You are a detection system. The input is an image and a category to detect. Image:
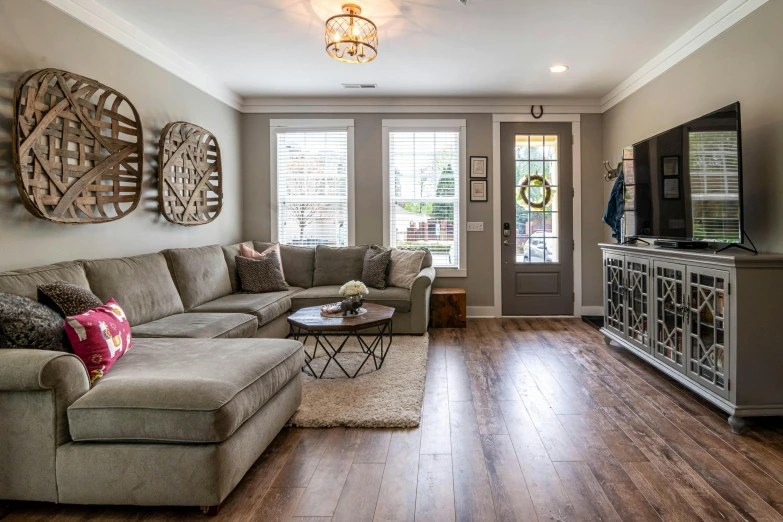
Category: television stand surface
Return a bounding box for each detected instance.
[653,239,711,250]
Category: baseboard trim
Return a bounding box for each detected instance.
[580,306,604,316]
[466,306,497,318]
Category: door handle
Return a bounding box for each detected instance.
[503,239,509,246]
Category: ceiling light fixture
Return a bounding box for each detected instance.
[549,65,569,73]
[325,4,378,64]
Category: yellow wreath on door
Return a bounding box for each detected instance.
[517,173,552,210]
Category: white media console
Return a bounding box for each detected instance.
[600,242,783,433]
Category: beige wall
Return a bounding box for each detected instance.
[0,0,243,272]
[602,1,783,253]
[242,112,604,308]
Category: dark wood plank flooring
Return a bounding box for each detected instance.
[6,318,783,521]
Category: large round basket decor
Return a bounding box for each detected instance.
[12,69,143,224]
[158,122,223,226]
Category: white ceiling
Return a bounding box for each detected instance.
[93,0,723,99]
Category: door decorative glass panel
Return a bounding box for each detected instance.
[687,269,729,396]
[605,254,625,336]
[625,257,650,351]
[654,263,685,371]
[515,135,559,263]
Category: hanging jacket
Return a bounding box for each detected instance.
[602,166,625,242]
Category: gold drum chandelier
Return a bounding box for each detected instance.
[325,4,378,64]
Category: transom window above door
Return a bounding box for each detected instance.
[515,134,560,263]
[270,120,355,247]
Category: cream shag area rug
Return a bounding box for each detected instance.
[288,333,428,428]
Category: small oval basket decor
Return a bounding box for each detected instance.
[158,121,223,226]
[12,69,144,224]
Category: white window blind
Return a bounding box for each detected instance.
[689,130,740,241]
[388,130,460,268]
[276,130,348,247]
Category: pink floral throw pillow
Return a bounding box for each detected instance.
[240,242,285,280]
[64,299,132,384]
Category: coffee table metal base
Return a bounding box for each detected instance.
[289,323,393,379]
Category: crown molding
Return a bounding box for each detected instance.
[241,96,602,114]
[41,0,242,110]
[601,0,768,112]
[41,0,769,116]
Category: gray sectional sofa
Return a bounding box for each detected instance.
[0,241,435,512]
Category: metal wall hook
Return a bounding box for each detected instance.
[603,160,621,182]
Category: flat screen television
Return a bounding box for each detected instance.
[623,102,743,244]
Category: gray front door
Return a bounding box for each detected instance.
[501,122,574,315]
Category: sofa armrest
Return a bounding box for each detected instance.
[0,349,89,394]
[407,267,435,334]
[0,349,90,502]
[411,266,436,296]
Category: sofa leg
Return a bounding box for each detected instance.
[200,504,221,516]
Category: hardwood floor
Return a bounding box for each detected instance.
[7,318,783,521]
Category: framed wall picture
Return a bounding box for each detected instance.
[470,180,488,202]
[663,178,680,199]
[470,156,488,178]
[662,156,679,177]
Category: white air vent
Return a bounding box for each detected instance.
[341,83,377,89]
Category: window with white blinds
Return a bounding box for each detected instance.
[273,124,352,247]
[385,124,464,270]
[688,130,741,242]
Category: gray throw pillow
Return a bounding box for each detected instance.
[0,293,66,352]
[235,256,289,293]
[362,247,392,290]
[38,281,103,317]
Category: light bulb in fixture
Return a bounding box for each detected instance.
[549,65,569,73]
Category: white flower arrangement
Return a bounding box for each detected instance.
[339,280,369,297]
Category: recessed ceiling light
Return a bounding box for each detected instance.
[549,65,569,73]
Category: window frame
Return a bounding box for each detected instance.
[270,119,355,246]
[382,119,467,277]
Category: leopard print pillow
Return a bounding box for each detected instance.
[38,281,103,317]
[235,255,289,293]
[0,292,66,351]
[362,247,391,289]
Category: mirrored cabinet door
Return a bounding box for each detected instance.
[653,261,686,373]
[604,252,625,338]
[625,255,651,352]
[686,267,730,398]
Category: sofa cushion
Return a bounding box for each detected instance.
[313,245,369,287]
[0,262,90,301]
[67,337,304,443]
[82,253,184,327]
[163,245,233,311]
[254,242,314,289]
[222,241,254,293]
[290,285,411,313]
[131,313,258,339]
[190,288,302,327]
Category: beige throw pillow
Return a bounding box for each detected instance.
[388,249,426,289]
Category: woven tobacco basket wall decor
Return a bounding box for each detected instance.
[12,69,143,224]
[158,122,223,226]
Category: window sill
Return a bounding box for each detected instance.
[435,268,467,278]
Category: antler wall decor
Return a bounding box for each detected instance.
[158,122,223,226]
[12,69,144,224]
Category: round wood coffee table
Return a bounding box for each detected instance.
[287,303,394,378]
